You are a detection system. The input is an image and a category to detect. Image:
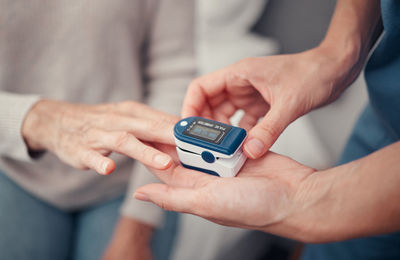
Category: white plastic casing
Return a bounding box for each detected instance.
[174,137,247,178]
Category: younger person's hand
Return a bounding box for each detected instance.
[134,152,317,241]
[182,47,362,159]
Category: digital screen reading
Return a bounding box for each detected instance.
[189,125,221,141]
[183,119,232,144]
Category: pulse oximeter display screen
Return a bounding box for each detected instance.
[189,125,220,141]
[183,118,232,144]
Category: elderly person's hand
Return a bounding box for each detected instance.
[182,46,363,159]
[21,100,178,175]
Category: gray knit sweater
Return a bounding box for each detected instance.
[0,0,195,226]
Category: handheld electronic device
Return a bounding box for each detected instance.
[174,117,247,177]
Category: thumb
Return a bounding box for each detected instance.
[134,184,201,214]
[243,106,294,159]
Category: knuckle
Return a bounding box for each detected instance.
[81,128,97,146]
[189,77,208,93]
[102,110,117,119]
[190,77,202,87]
[114,131,131,149]
[140,145,155,161]
[103,103,117,111]
[240,57,255,65]
[225,69,242,83]
[258,121,280,140]
[93,103,116,114]
[118,101,137,111]
[127,139,154,163]
[92,116,108,130]
[124,100,135,107]
[79,150,93,165]
[148,119,166,132]
[228,62,252,83]
[236,57,257,70]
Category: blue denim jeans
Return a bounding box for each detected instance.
[0,170,178,260]
[302,104,400,260]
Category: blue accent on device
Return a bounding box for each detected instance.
[201,151,215,163]
[174,117,247,155]
[180,162,220,177]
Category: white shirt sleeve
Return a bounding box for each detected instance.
[0,91,41,161]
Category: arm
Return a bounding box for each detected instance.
[282,141,400,242]
[181,0,382,159]
[135,142,400,243]
[317,0,383,95]
[131,0,392,245]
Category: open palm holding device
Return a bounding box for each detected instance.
[174,117,247,177]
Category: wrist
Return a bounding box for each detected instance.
[267,169,337,243]
[21,99,60,152]
[282,167,354,243]
[308,39,364,100]
[317,41,361,74]
[316,0,380,85]
[291,170,332,242]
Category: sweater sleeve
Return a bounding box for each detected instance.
[0,91,41,162]
[120,0,196,226]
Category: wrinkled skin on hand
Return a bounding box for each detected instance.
[22,100,179,175]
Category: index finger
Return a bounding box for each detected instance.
[182,68,229,118]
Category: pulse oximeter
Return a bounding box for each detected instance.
[174,117,247,177]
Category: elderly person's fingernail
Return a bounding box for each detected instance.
[100,160,115,175]
[153,154,172,169]
[244,138,265,159]
[101,161,110,175]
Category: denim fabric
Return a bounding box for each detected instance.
[364,0,400,139]
[71,196,123,260]
[0,170,178,260]
[0,170,74,260]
